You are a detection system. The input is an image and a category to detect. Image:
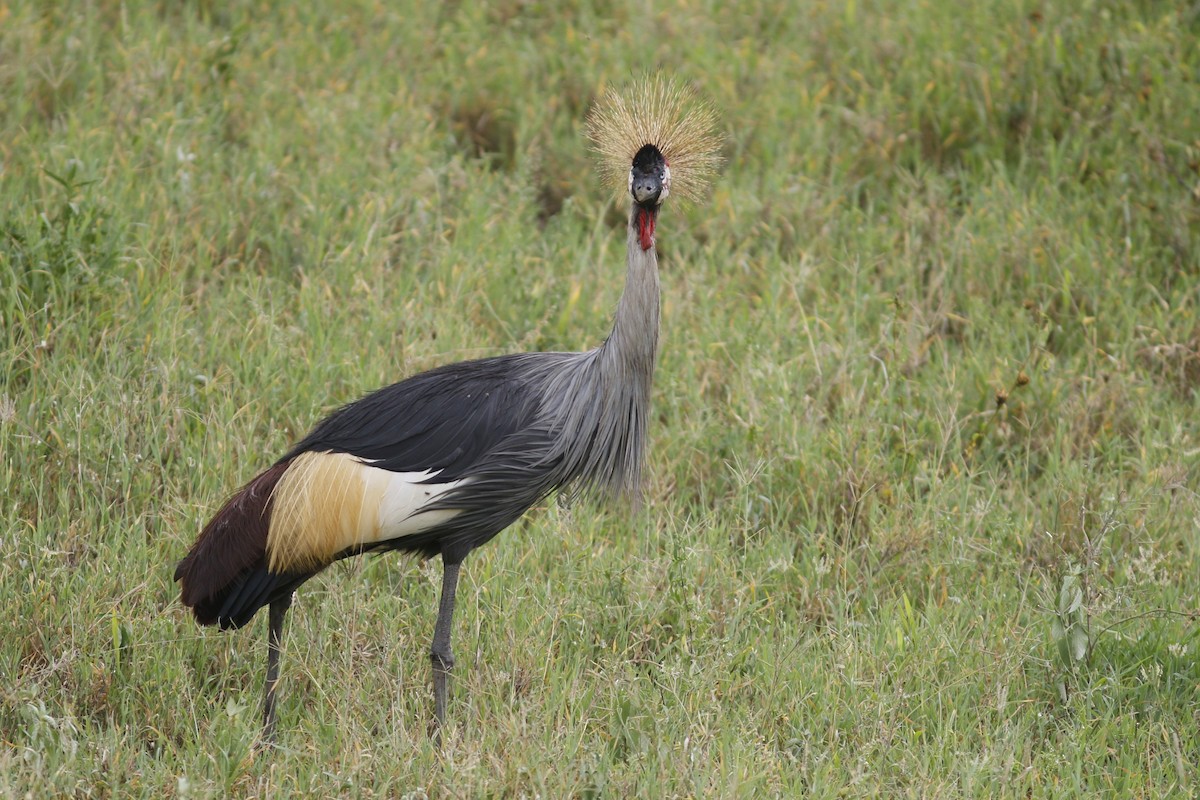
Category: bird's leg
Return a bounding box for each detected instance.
[261,595,292,746]
[430,559,461,735]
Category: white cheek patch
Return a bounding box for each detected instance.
[628,168,634,196]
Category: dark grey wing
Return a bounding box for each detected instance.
[279,354,544,480]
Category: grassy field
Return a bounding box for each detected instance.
[3,0,1200,796]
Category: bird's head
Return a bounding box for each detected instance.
[630,144,669,209]
[588,75,722,215]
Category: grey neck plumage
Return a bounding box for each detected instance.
[526,202,661,503]
[601,205,661,379]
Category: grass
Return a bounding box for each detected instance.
[2,0,1199,796]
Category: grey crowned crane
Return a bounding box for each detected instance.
[174,77,722,744]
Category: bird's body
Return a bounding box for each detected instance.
[175,76,720,743]
[175,219,658,629]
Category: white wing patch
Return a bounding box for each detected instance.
[375,468,466,540]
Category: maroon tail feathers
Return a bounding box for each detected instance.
[175,461,299,630]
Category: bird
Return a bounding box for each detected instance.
[174,75,722,744]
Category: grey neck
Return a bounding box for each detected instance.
[523,201,662,503]
[600,204,661,374]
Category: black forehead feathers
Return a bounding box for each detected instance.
[632,143,665,171]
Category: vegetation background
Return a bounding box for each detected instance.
[2,0,1199,796]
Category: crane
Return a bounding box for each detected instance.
[174,76,721,744]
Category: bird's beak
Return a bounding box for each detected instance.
[631,170,663,206]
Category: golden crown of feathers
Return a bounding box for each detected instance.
[586,75,723,204]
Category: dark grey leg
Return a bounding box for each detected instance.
[431,559,461,733]
[261,596,291,746]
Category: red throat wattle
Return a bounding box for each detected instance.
[636,208,656,251]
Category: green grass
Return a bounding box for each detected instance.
[3,0,1199,796]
